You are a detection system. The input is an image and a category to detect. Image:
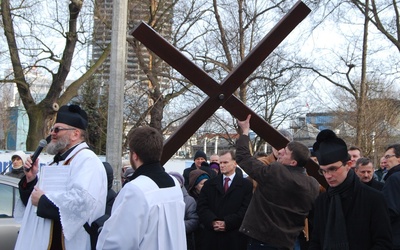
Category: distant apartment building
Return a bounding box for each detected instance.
[291,112,354,147]
[90,0,174,140]
[91,0,173,88]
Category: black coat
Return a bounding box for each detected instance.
[309,177,392,249]
[364,178,384,191]
[382,165,400,249]
[196,170,253,250]
[183,163,216,190]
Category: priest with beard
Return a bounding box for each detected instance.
[14,105,107,250]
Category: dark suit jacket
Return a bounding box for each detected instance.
[197,170,253,250]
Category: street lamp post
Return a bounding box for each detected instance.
[371,131,376,167]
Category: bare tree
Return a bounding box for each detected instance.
[298,0,399,160]
[348,0,400,51]
[0,0,110,150]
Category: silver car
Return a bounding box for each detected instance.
[0,175,20,250]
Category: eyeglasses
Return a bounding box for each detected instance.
[318,164,344,176]
[50,127,76,133]
[384,154,397,159]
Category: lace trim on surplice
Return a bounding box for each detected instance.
[46,185,96,240]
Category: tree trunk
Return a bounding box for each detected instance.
[26,104,56,149]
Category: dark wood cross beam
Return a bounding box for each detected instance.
[131,0,327,188]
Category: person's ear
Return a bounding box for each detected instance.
[70,128,80,139]
[344,161,352,169]
[130,151,138,161]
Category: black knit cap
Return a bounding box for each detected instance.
[55,105,88,130]
[193,150,207,161]
[313,129,348,166]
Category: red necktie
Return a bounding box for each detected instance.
[224,177,230,193]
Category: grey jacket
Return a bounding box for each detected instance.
[183,186,199,233]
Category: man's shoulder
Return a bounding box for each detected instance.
[71,143,98,159]
[203,175,220,187]
[122,176,166,200]
[370,178,384,188]
[358,181,385,199]
[257,154,276,165]
[183,165,196,173]
[239,176,254,191]
[384,171,400,186]
[129,174,179,191]
[390,170,400,178]
[127,175,157,189]
[232,172,251,183]
[306,175,321,191]
[314,191,329,205]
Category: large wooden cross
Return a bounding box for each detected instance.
[131,1,327,187]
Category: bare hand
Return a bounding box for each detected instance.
[24,156,39,183]
[212,220,226,231]
[237,114,251,135]
[31,186,44,206]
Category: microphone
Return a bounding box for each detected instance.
[25,139,48,172]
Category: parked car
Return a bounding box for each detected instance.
[0,175,20,250]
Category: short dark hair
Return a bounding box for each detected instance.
[128,127,163,164]
[355,157,372,169]
[287,141,310,167]
[386,144,400,156]
[219,150,236,160]
[348,146,362,154]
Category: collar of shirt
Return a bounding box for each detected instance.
[223,172,235,186]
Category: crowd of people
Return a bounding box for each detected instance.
[4,107,400,250]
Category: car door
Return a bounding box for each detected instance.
[0,177,20,250]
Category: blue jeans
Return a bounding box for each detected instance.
[293,237,301,250]
[247,238,284,250]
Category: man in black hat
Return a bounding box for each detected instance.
[309,129,392,249]
[15,104,108,250]
[183,150,215,190]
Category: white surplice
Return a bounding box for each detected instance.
[96,175,187,250]
[14,142,107,250]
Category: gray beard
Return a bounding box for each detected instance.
[46,136,70,155]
